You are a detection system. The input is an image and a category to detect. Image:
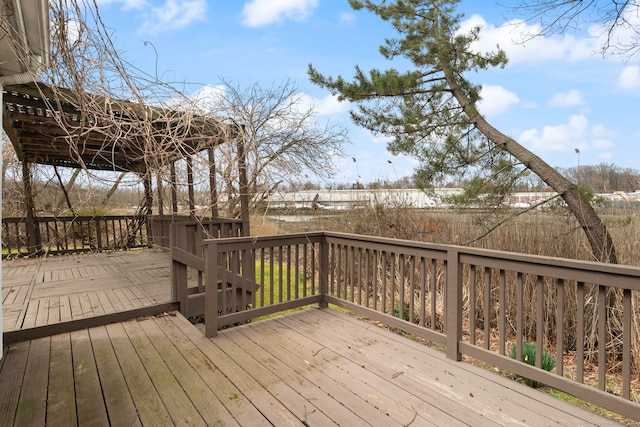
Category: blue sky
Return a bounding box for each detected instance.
[94,0,640,186]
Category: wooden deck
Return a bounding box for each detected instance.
[2,249,172,332]
[0,306,622,426]
[0,250,628,425]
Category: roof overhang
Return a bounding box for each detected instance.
[0,0,50,79]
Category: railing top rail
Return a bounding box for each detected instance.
[203,231,325,251]
[3,215,244,224]
[170,218,245,226]
[2,214,147,222]
[324,231,640,280]
[203,231,640,283]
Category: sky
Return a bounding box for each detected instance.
[92,0,640,186]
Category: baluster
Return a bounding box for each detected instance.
[576,281,585,384]
[556,278,565,376]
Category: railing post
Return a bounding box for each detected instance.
[319,234,329,308]
[445,248,463,361]
[205,240,219,337]
[170,223,188,315]
[94,217,103,250]
[243,245,256,311]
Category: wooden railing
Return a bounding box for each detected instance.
[171,231,640,421]
[2,215,147,258]
[170,218,251,318]
[2,214,248,258]
[149,215,246,250]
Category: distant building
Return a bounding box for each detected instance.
[266,188,640,211]
[266,189,461,211]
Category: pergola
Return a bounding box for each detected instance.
[1,81,250,251]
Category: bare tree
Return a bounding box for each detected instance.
[196,78,349,213]
[509,0,640,58]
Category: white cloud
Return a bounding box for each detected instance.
[592,139,613,149]
[617,65,640,89]
[548,90,585,107]
[296,93,350,117]
[139,0,206,34]
[477,84,519,117]
[189,85,226,111]
[339,12,355,26]
[241,0,319,27]
[519,114,614,153]
[315,94,350,116]
[459,5,640,65]
[459,15,599,65]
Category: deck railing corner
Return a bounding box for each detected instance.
[174,230,640,421]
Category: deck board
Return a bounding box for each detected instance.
[282,309,515,423]
[89,325,142,427]
[228,319,408,426]
[137,315,239,426]
[71,329,110,426]
[14,337,49,426]
[106,321,174,426]
[295,309,616,426]
[213,330,341,426]
[245,318,461,426]
[0,340,29,426]
[47,333,76,426]
[2,249,172,332]
[156,314,269,426]
[0,308,625,426]
[268,313,490,426]
[121,318,208,426]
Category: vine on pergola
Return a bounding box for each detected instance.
[2,0,240,221]
[4,0,348,221]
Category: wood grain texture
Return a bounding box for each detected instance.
[0,307,623,426]
[2,249,172,333]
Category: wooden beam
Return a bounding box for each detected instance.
[21,160,41,255]
[143,172,153,245]
[157,171,164,216]
[143,173,153,216]
[3,91,80,115]
[208,146,218,218]
[237,135,250,236]
[186,155,195,216]
[170,161,178,214]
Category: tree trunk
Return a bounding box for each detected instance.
[445,71,617,263]
[55,168,81,211]
[54,165,78,216]
[101,171,126,207]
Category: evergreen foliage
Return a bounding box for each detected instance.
[308,0,617,263]
[309,0,510,194]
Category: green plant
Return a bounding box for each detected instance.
[509,342,556,387]
[393,302,413,322]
